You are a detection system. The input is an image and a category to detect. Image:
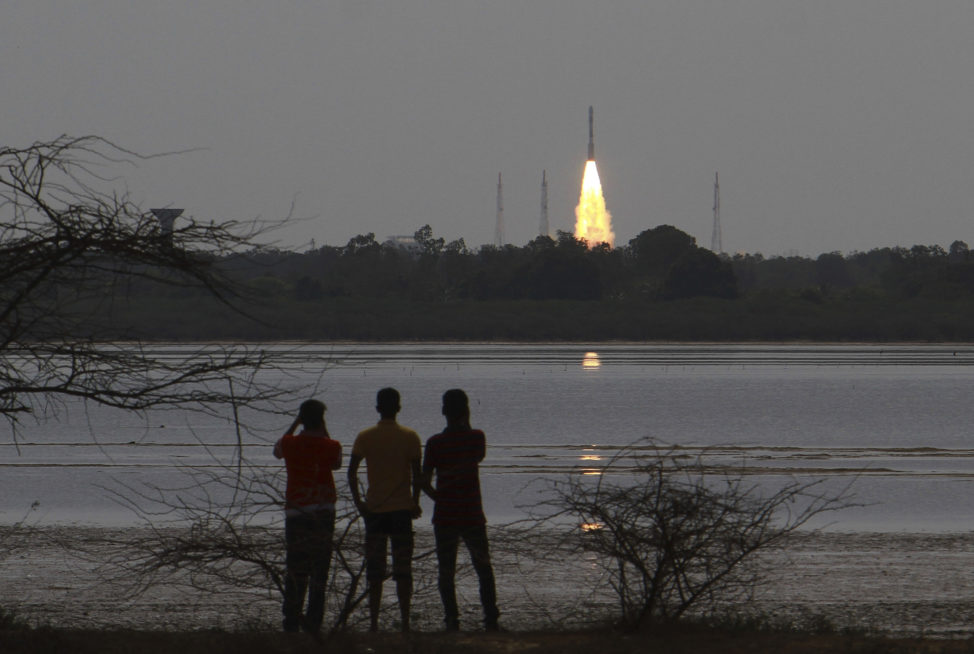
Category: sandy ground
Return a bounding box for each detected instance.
[3,526,974,637]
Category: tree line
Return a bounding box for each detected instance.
[220,224,974,306]
[107,223,974,341]
[8,135,974,345]
[228,224,736,303]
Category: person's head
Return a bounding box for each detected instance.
[442,388,469,424]
[376,387,401,419]
[299,399,326,430]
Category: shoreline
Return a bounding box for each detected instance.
[3,526,974,637]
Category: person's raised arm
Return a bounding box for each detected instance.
[273,416,302,459]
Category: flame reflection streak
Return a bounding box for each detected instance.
[582,351,601,369]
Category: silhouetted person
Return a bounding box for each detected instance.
[423,389,500,631]
[273,399,342,633]
[347,387,423,632]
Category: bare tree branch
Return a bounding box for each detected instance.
[91,451,438,634]
[0,135,296,444]
[522,440,856,628]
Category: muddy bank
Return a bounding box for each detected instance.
[3,527,974,637]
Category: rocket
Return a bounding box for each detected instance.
[587,106,595,161]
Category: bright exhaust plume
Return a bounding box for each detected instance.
[574,160,614,248]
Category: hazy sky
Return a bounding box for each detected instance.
[4,1,973,256]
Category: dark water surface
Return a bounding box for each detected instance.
[4,344,974,531]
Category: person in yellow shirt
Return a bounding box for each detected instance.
[347,387,423,632]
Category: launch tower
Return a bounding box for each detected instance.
[494,172,505,247]
[711,173,722,254]
[540,170,549,237]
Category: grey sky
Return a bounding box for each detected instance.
[3,1,972,256]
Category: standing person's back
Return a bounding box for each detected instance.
[352,420,422,513]
[273,399,342,633]
[423,389,500,631]
[347,387,423,632]
[424,420,486,528]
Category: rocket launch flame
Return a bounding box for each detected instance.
[574,107,614,248]
[574,160,614,248]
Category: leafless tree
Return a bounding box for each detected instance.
[525,441,854,629]
[91,451,440,634]
[0,135,451,632]
[0,135,296,447]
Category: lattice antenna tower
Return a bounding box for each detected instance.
[710,172,723,254]
[539,170,549,237]
[495,172,505,247]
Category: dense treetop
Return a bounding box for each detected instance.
[107,223,974,342]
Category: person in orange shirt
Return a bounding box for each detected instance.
[347,387,423,632]
[274,399,342,633]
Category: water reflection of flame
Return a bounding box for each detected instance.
[580,455,602,461]
[582,352,601,369]
[581,522,604,532]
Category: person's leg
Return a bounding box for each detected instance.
[364,513,387,632]
[303,510,335,633]
[434,526,461,630]
[462,525,499,629]
[367,579,383,633]
[283,515,311,632]
[394,573,413,632]
[389,511,415,632]
[283,572,308,633]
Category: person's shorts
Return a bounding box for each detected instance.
[285,508,336,575]
[363,510,414,582]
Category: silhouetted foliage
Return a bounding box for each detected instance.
[629,225,698,278]
[527,441,852,628]
[663,248,738,300]
[0,136,302,443]
[99,457,389,634]
[814,252,854,292]
[949,240,970,263]
[32,201,974,341]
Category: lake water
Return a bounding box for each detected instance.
[4,343,974,532]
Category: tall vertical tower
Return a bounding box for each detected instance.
[539,170,549,237]
[711,172,723,254]
[150,208,183,248]
[494,172,505,247]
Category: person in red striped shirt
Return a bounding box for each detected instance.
[422,389,500,632]
[273,399,342,633]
